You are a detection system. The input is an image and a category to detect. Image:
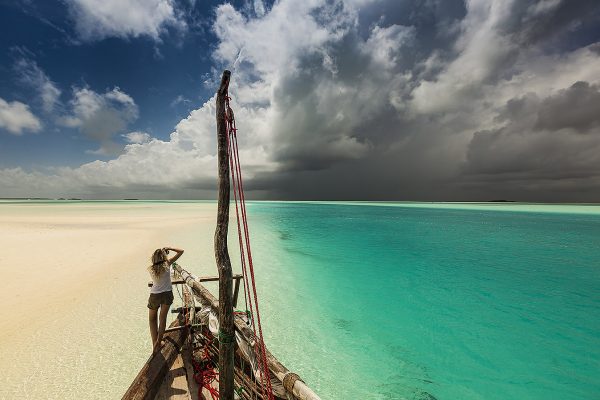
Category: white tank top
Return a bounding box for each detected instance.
[150,263,172,294]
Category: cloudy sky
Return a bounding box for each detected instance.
[0,0,599,201]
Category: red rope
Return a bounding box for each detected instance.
[232,129,274,398]
[226,104,268,399]
[225,96,275,400]
[228,128,256,333]
[193,332,220,400]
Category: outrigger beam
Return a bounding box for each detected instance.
[147,274,243,287]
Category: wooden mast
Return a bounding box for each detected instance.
[215,69,235,400]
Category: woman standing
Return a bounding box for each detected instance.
[148,247,184,353]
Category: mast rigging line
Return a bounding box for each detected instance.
[225,94,275,400]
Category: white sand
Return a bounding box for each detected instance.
[0,201,219,399]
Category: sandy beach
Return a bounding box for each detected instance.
[0,201,218,399]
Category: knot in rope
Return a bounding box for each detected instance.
[217,329,235,344]
[283,372,304,394]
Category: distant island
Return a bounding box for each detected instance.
[0,197,52,200]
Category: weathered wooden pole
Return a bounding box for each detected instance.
[215,69,235,400]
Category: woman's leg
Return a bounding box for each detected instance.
[149,308,158,349]
[154,303,171,352]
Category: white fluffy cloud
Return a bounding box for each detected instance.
[67,0,185,41]
[411,1,516,114]
[253,0,266,17]
[15,58,61,113]
[60,86,139,155]
[123,131,151,144]
[0,98,41,135]
[0,92,274,198]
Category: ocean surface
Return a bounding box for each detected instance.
[1,201,599,399]
[244,202,600,400]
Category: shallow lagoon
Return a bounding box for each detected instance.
[1,201,598,399]
[250,202,600,399]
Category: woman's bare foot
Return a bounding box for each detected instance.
[152,341,161,354]
[152,339,165,354]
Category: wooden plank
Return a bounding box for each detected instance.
[181,344,201,400]
[149,280,185,287]
[232,277,241,308]
[198,274,242,283]
[122,314,189,400]
[171,306,202,314]
[149,276,242,287]
[153,353,191,400]
[165,325,188,333]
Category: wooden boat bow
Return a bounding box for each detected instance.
[123,70,321,400]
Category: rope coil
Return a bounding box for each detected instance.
[192,329,220,400]
[283,372,304,394]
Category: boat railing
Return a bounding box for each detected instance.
[171,262,321,400]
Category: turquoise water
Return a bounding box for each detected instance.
[3,200,598,399]
[240,202,600,400]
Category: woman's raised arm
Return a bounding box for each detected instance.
[164,247,184,265]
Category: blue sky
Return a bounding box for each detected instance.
[0,0,236,168]
[1,0,599,200]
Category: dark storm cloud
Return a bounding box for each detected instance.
[505,0,600,47]
[237,0,600,201]
[535,81,600,132]
[265,4,421,172]
[270,48,377,171]
[356,0,466,47]
[463,81,600,191]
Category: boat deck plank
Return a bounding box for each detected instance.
[182,343,202,400]
[154,352,192,400]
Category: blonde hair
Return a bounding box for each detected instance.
[149,248,169,278]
